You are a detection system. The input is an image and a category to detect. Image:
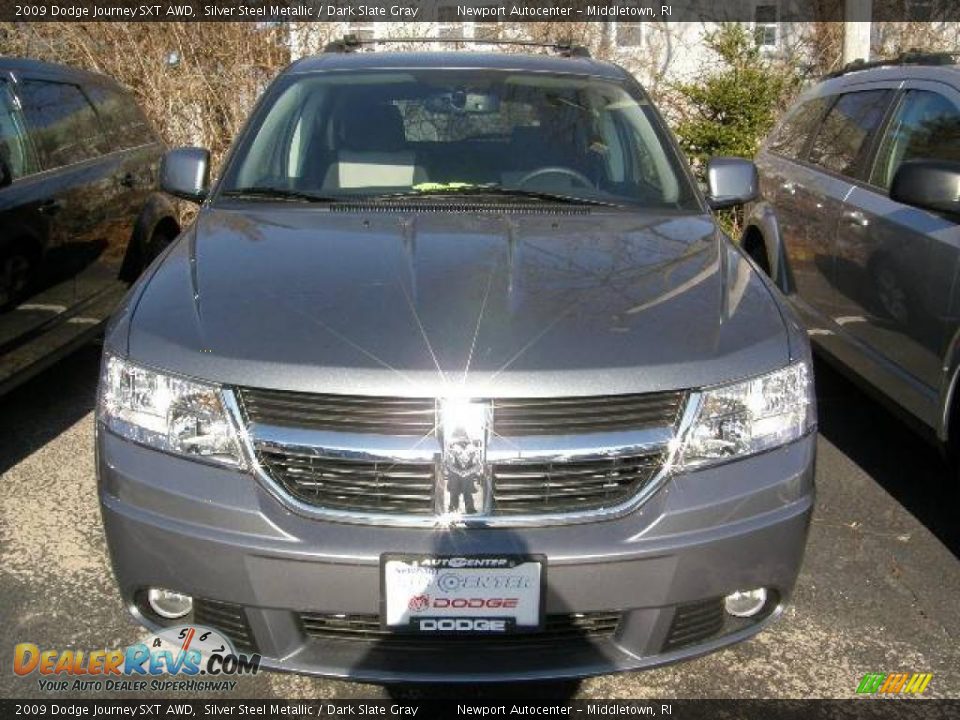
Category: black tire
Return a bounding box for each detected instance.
[744,235,771,276]
[0,243,36,309]
[142,229,172,272]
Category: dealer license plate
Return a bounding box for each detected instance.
[382,554,545,633]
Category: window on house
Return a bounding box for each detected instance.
[754,4,779,49]
[438,7,463,39]
[348,22,374,43]
[474,11,500,41]
[907,0,934,21]
[616,23,643,47]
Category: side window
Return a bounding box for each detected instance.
[870,90,960,189]
[0,81,38,180]
[767,97,829,160]
[85,84,155,151]
[18,79,102,169]
[808,90,892,177]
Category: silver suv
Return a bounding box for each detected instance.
[744,53,960,465]
[97,45,816,682]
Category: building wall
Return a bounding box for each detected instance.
[287,10,960,91]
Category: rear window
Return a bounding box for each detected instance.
[808,90,892,178]
[870,89,960,189]
[0,80,38,180]
[767,97,829,160]
[18,79,102,169]
[86,84,155,151]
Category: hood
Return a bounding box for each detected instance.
[124,205,790,397]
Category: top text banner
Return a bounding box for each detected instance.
[2,0,959,23]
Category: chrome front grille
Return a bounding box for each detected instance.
[491,452,664,514]
[237,387,685,437]
[258,449,436,515]
[239,388,435,436]
[234,386,690,525]
[255,446,664,517]
[491,392,684,435]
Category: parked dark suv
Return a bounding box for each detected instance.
[97,45,815,682]
[744,53,960,461]
[0,58,179,394]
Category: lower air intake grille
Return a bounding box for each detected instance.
[300,612,620,647]
[661,598,724,652]
[192,599,257,653]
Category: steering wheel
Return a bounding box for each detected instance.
[517,166,593,189]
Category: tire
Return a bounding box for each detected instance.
[744,235,771,276]
[141,229,172,272]
[0,244,35,309]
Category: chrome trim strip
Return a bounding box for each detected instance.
[250,424,441,463]
[487,427,674,465]
[222,390,702,529]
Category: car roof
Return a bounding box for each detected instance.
[287,51,631,81]
[814,62,960,95]
[0,57,123,89]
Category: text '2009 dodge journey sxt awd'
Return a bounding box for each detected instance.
[96,48,816,682]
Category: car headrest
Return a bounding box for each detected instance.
[342,102,407,153]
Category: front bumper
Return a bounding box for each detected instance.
[97,429,815,682]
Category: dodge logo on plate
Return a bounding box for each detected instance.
[408,594,431,612]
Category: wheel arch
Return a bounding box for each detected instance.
[119,192,181,282]
[742,202,792,293]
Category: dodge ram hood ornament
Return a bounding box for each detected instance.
[438,399,492,516]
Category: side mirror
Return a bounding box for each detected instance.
[890,159,960,217]
[706,157,759,210]
[0,155,12,190]
[160,147,210,203]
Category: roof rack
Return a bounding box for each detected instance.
[823,50,959,79]
[323,35,591,58]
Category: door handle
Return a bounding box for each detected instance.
[780,182,797,195]
[119,172,135,188]
[38,199,63,216]
[842,209,869,227]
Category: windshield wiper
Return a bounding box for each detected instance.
[222,186,342,203]
[371,184,623,208]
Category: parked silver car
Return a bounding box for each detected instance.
[744,53,960,467]
[97,45,816,682]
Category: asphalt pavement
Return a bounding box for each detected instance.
[1,344,958,700]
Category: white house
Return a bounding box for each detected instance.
[285,1,960,92]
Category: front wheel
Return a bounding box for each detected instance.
[141,229,173,272]
[0,245,35,309]
[743,235,771,276]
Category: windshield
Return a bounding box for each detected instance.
[220,69,699,210]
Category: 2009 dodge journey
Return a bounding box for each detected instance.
[96,46,816,682]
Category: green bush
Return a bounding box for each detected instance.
[672,23,801,172]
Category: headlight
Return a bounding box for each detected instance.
[682,361,814,467]
[97,353,244,467]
